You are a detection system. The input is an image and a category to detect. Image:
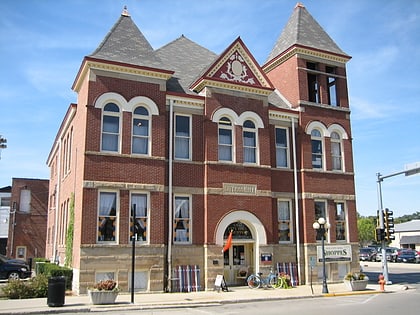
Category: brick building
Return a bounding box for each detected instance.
[46,4,359,294]
[6,178,48,261]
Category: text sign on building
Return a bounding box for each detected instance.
[316,245,352,263]
[223,183,257,195]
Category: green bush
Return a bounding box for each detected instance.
[2,274,48,299]
[36,262,73,290]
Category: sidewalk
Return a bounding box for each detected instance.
[0,283,398,314]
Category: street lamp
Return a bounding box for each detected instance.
[313,217,330,294]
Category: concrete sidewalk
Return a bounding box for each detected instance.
[0,283,398,314]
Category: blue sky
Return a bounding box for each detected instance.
[0,0,419,217]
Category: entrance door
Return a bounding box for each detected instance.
[223,244,251,285]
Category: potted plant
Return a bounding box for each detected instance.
[343,272,369,291]
[88,279,120,305]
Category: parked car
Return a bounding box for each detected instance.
[396,249,417,263]
[375,247,398,262]
[0,254,32,280]
[359,248,377,261]
[416,251,420,263]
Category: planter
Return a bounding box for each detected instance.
[344,279,368,291]
[88,290,118,305]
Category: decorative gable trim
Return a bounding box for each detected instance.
[190,37,274,95]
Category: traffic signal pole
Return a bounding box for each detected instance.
[376,163,420,284]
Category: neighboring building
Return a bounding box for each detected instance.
[46,3,358,294]
[0,186,11,255]
[6,178,49,261]
[391,220,420,250]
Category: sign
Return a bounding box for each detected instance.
[261,253,272,264]
[214,275,228,292]
[316,245,352,263]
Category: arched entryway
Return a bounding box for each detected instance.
[216,211,267,286]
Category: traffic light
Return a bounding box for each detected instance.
[0,135,6,149]
[375,227,385,242]
[384,208,395,241]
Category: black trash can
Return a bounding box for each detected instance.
[47,276,66,307]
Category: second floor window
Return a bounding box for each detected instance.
[275,128,288,167]
[243,120,257,163]
[311,129,323,169]
[132,106,150,155]
[218,117,233,162]
[331,132,342,171]
[102,103,120,152]
[175,115,191,160]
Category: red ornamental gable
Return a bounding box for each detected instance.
[213,51,261,86]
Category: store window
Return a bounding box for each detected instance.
[98,192,117,242]
[174,196,190,243]
[278,200,292,242]
[130,193,148,242]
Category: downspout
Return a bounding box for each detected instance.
[167,99,174,292]
[291,117,301,282]
[53,139,62,263]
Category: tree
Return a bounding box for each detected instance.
[357,215,376,247]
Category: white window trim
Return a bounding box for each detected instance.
[275,127,290,168]
[173,194,192,244]
[100,103,122,153]
[218,117,235,163]
[174,114,192,161]
[97,190,119,244]
[131,106,151,156]
[130,191,150,244]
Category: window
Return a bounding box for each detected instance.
[98,192,117,242]
[275,128,289,167]
[243,120,257,163]
[132,106,150,155]
[314,201,326,241]
[278,200,292,242]
[335,202,346,241]
[101,103,120,152]
[0,196,10,207]
[331,132,342,171]
[174,196,190,243]
[307,62,319,103]
[20,189,31,213]
[130,193,148,242]
[311,129,323,169]
[218,117,233,162]
[326,66,338,106]
[175,115,191,160]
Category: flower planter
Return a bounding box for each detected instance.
[88,290,118,305]
[344,279,368,291]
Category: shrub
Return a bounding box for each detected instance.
[2,274,48,299]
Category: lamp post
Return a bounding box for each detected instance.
[313,217,329,294]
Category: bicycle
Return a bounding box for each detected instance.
[246,268,278,289]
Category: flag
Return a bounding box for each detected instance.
[222,230,233,253]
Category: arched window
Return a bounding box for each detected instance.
[330,131,342,171]
[218,117,233,162]
[101,103,120,152]
[243,120,257,164]
[132,106,150,155]
[311,129,323,169]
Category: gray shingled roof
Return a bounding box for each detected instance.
[395,220,420,232]
[155,35,218,94]
[266,3,349,63]
[90,14,162,68]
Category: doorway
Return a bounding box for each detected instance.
[223,243,253,285]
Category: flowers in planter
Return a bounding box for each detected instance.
[344,272,368,281]
[276,272,292,289]
[91,279,120,292]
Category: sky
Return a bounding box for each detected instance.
[0,0,419,218]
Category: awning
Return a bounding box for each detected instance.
[400,235,420,245]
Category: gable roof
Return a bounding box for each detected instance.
[190,37,274,95]
[89,11,162,68]
[266,3,349,63]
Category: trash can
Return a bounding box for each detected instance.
[47,276,66,307]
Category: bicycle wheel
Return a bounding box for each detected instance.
[247,274,261,289]
[268,275,277,288]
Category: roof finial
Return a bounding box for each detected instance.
[122,5,130,17]
[295,2,305,9]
